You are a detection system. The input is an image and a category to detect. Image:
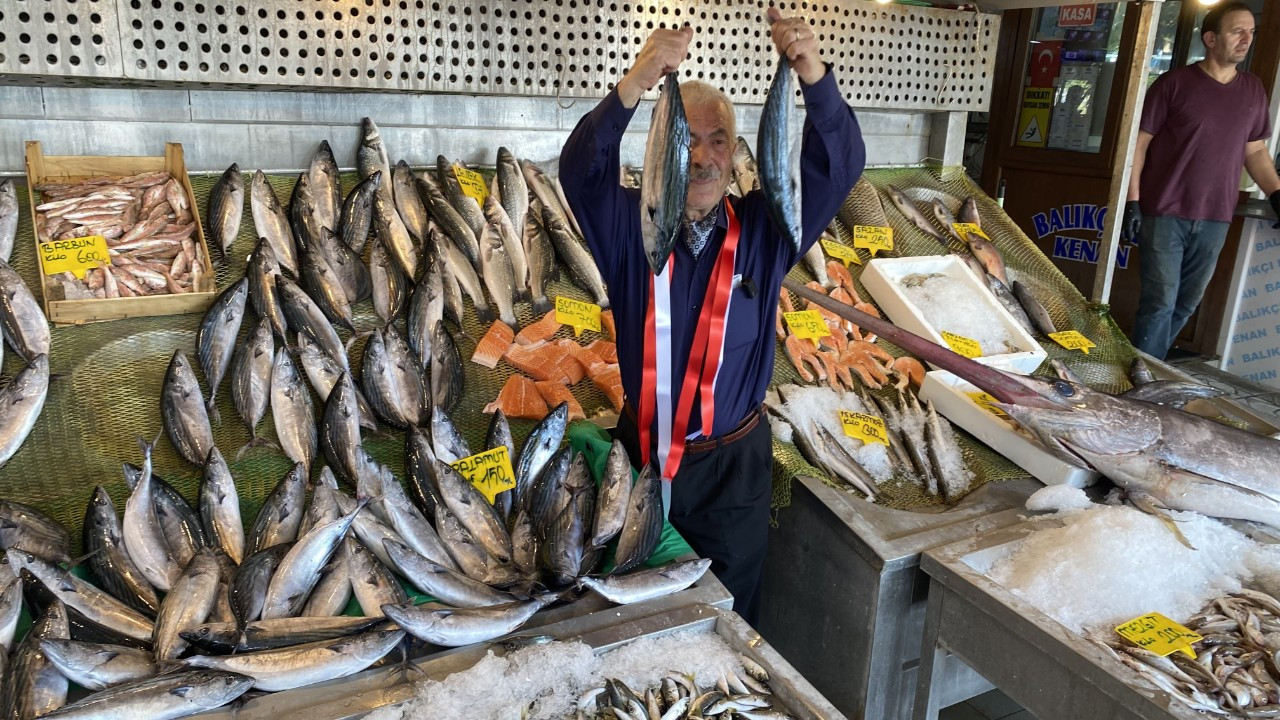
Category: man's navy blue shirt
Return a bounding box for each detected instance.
[559,71,865,440]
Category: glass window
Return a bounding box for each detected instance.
[1016,3,1127,154]
[1148,0,1182,83]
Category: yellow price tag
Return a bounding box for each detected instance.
[853,225,894,256]
[38,235,111,279]
[784,310,831,347]
[820,238,861,267]
[839,410,889,446]
[1115,612,1202,659]
[453,163,489,206]
[1049,330,1096,355]
[965,391,1008,417]
[555,295,602,337]
[940,331,983,358]
[952,222,990,241]
[449,446,516,504]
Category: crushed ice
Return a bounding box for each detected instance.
[898,274,1016,355]
[770,384,894,482]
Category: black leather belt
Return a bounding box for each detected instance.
[622,403,764,454]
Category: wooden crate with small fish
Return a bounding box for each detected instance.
[23,141,217,326]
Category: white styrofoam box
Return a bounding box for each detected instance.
[920,369,1098,488]
[861,254,1047,374]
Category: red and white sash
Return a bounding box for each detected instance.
[638,200,742,483]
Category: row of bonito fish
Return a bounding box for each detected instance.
[573,659,788,720]
[0,255,50,471]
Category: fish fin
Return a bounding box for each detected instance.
[531,296,552,316]
[1121,380,1225,408]
[475,304,496,325]
[206,397,222,426]
[1126,491,1198,551]
[235,436,278,460]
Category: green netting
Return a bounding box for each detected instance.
[769,166,1141,512]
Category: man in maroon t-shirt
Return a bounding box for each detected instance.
[1120,1,1280,359]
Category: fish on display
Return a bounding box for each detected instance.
[152,547,221,663]
[438,156,487,242]
[429,321,465,412]
[299,243,355,331]
[381,596,551,647]
[320,373,366,487]
[229,316,276,456]
[372,189,419,280]
[161,349,216,468]
[206,164,244,257]
[345,536,408,618]
[590,440,633,549]
[340,170,380,254]
[640,73,691,274]
[7,600,69,720]
[384,538,514,608]
[758,56,803,251]
[195,278,248,426]
[884,184,948,248]
[313,226,371,304]
[260,499,366,620]
[288,171,321,253]
[230,543,293,631]
[270,349,316,475]
[38,639,156,691]
[371,457,457,570]
[82,486,160,617]
[480,220,520,330]
[612,464,664,574]
[9,550,155,647]
[308,140,342,236]
[121,439,183,592]
[1012,280,1058,337]
[496,147,529,246]
[407,251,444,370]
[296,333,378,431]
[250,170,297,276]
[985,274,1036,337]
[121,462,205,567]
[963,227,1009,285]
[35,670,254,720]
[361,325,425,429]
[419,170,482,272]
[405,425,444,519]
[0,258,51,363]
[0,498,70,564]
[434,222,494,323]
[435,460,514,563]
[392,159,429,243]
[804,228,834,288]
[246,237,288,340]
[515,402,568,514]
[931,197,965,243]
[579,558,712,605]
[277,274,347,373]
[0,178,17,262]
[486,410,517,519]
[184,616,386,653]
[357,118,393,202]
[0,353,50,470]
[369,232,408,324]
[199,448,246,564]
[958,195,982,227]
[484,188,530,302]
[524,202,558,315]
[182,627,404,692]
[541,205,610,308]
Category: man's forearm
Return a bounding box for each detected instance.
[1245,145,1280,196]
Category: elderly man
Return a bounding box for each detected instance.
[559,9,864,624]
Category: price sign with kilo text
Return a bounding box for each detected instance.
[450,446,516,504]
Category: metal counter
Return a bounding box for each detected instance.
[196,567,733,719]
[757,475,1042,720]
[910,523,1200,720]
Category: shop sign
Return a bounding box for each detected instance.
[1030,203,1130,269]
[1017,88,1053,148]
[1058,4,1097,27]
[1224,230,1280,389]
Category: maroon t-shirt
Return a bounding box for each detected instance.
[1139,63,1270,223]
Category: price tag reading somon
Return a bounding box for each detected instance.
[450,446,516,504]
[839,410,889,446]
[1115,612,1202,659]
[555,296,602,336]
[39,235,111,279]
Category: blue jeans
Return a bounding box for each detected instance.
[1131,214,1230,359]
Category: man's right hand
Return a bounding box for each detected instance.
[616,27,694,109]
[1120,200,1142,245]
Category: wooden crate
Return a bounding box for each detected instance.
[23,141,217,326]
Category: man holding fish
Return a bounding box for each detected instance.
[559,8,864,624]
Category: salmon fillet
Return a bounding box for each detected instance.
[471,320,515,369]
[515,310,563,346]
[600,309,615,340]
[534,380,585,420]
[557,338,607,375]
[503,341,574,383]
[590,362,624,411]
[483,374,549,420]
[585,339,617,364]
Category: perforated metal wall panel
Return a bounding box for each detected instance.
[1,1,999,112]
[0,0,125,81]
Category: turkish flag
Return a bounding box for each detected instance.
[1029,40,1062,87]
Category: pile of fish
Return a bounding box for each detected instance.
[0,258,50,470]
[0,179,16,264]
[575,657,783,720]
[1096,589,1280,716]
[31,171,210,300]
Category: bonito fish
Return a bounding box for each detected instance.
[640,73,690,274]
[758,56,803,251]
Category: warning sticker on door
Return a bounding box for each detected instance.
[1018,87,1053,148]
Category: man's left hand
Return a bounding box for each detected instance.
[767,8,825,85]
[1269,190,1280,229]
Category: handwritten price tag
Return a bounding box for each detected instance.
[1115,612,1202,659]
[965,391,1008,417]
[839,410,889,446]
[821,238,861,267]
[555,296,602,336]
[941,331,983,358]
[784,310,831,347]
[952,222,990,241]
[1049,330,1096,355]
[853,225,894,256]
[450,446,516,504]
[453,164,489,206]
[39,236,112,279]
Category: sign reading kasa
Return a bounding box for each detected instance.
[1031,203,1130,269]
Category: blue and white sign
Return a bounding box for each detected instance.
[1224,226,1280,388]
[1030,203,1130,268]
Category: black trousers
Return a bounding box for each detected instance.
[615,410,774,626]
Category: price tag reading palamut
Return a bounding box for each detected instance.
[783,310,832,347]
[1115,612,1202,659]
[853,225,894,256]
[554,296,602,336]
[821,238,861,267]
[940,331,983,359]
[839,410,890,446]
[449,446,516,504]
[38,236,111,279]
[452,164,489,206]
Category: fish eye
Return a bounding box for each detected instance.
[1052,380,1076,397]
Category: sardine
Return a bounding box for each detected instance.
[199,449,245,564]
[579,558,712,605]
[38,639,155,691]
[230,543,292,631]
[340,170,380,254]
[320,373,365,487]
[296,333,378,431]
[36,669,253,719]
[7,601,69,720]
[277,274,347,372]
[392,159,429,242]
[369,231,408,324]
[485,185,529,300]
[309,140,341,237]
[82,487,159,618]
[516,402,569,514]
[248,458,311,556]
[429,321,465,412]
[8,551,154,646]
[0,258,51,363]
[207,164,244,256]
[385,538,514,608]
[480,220,519,330]
[541,205,610,308]
[161,350,215,468]
[246,237,288,340]
[435,460,514,563]
[1012,280,1058,336]
[270,349,316,475]
[612,464,664,574]
[382,597,550,647]
[590,440,633,549]
[250,170,297,276]
[153,547,221,662]
[260,500,366,620]
[230,317,276,455]
[640,73,691,273]
[524,202,558,315]
[183,627,404,691]
[0,353,49,469]
[758,57,802,250]
[196,278,248,426]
